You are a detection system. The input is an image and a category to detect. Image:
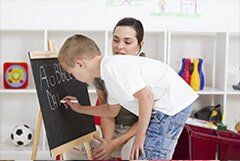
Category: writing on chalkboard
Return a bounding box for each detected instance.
[29,53,96,155]
[39,62,73,111]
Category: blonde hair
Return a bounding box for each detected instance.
[58,34,101,68]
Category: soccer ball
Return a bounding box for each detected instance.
[10,124,33,146]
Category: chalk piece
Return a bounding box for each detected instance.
[60,100,79,103]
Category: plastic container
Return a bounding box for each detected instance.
[216,129,240,160]
[173,124,219,159]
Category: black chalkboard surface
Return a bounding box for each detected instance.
[29,53,96,154]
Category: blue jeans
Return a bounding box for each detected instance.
[139,105,192,160]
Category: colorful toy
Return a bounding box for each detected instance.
[178,58,186,76]
[194,104,222,124]
[179,58,191,84]
[182,58,191,84]
[179,57,205,91]
[198,58,205,90]
[11,124,33,146]
[4,62,28,89]
[190,58,200,91]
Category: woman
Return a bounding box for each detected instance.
[92,17,145,160]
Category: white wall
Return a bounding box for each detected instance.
[0,0,239,32]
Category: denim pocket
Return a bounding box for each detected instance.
[147,111,167,137]
[151,110,167,123]
[166,106,192,140]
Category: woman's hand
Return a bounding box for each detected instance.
[92,134,118,160]
[61,95,81,113]
[130,133,146,160]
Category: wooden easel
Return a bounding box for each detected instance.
[31,40,98,160]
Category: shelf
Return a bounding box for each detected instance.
[0,88,96,94]
[0,29,45,32]
[0,89,37,94]
[89,86,224,95]
[0,87,226,95]
[47,29,105,32]
[0,142,50,160]
[0,141,32,152]
[229,32,240,37]
[226,87,240,95]
[170,31,218,36]
[196,86,224,95]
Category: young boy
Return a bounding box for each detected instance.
[58,34,199,160]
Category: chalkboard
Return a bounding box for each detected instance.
[29,52,96,154]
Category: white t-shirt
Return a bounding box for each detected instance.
[100,55,199,116]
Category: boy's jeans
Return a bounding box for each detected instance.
[139,105,192,160]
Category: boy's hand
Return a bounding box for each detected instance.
[92,135,117,160]
[130,134,146,160]
[61,95,81,113]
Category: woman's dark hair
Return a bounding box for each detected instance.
[113,17,144,47]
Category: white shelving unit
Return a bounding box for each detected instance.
[0,29,239,159]
[224,33,240,132]
[168,30,240,131]
[0,30,48,160]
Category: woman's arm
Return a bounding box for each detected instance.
[101,117,115,140]
[96,88,116,140]
[114,121,137,145]
[93,122,138,159]
[93,121,138,160]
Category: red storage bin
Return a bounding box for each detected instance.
[216,130,240,160]
[173,125,190,159]
[173,124,219,159]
